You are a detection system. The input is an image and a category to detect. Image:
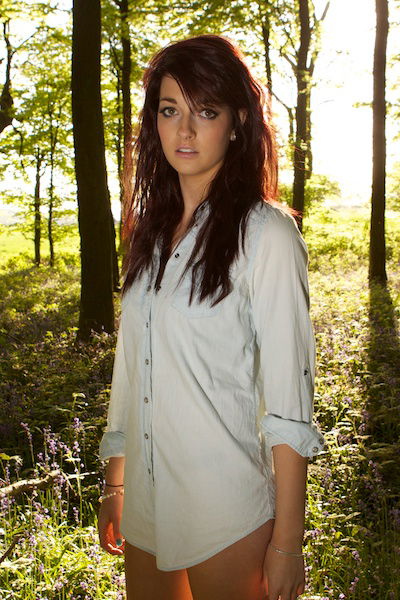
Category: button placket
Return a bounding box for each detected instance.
[142,276,155,482]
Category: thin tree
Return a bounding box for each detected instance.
[114,0,133,241]
[369,0,388,285]
[72,0,115,339]
[0,21,13,134]
[290,0,330,226]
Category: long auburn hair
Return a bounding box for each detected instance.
[122,34,278,306]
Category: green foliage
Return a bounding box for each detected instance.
[387,162,400,211]
[278,173,341,214]
[0,426,124,599]
[0,248,116,469]
[0,19,75,263]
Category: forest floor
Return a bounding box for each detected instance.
[0,206,399,600]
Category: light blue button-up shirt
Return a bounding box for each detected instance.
[99,200,325,570]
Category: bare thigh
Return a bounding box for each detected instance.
[187,519,275,600]
[124,542,193,600]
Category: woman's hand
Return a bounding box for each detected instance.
[263,542,305,600]
[98,489,125,556]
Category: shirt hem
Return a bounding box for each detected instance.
[123,511,275,572]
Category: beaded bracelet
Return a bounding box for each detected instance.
[99,489,124,503]
[270,544,304,558]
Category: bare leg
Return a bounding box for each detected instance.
[124,542,193,600]
[187,519,274,600]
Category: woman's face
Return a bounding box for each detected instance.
[157,75,235,188]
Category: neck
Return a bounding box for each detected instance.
[178,164,221,219]
[178,176,208,217]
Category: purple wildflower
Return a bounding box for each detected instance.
[20,422,32,442]
[349,576,359,593]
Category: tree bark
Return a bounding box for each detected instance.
[118,0,133,242]
[0,21,14,134]
[72,0,114,340]
[34,151,42,266]
[261,16,273,117]
[48,149,55,268]
[369,0,388,285]
[292,0,311,229]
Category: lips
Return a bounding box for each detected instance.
[176,147,198,154]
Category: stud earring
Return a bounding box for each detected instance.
[230,131,236,141]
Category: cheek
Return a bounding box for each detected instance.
[157,117,169,146]
[209,126,231,154]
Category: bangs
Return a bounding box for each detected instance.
[168,70,227,111]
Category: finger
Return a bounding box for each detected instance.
[112,518,125,551]
[106,522,124,555]
[297,580,305,595]
[104,522,124,556]
[263,575,269,596]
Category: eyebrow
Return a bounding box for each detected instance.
[159,97,177,103]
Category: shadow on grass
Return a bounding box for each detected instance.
[366,283,400,454]
[358,281,400,530]
[0,256,116,470]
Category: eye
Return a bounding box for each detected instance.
[199,108,218,120]
[159,106,177,117]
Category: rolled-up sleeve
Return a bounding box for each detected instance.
[248,207,325,458]
[98,322,130,461]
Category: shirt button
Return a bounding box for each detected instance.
[174,252,180,258]
[148,468,151,474]
[146,322,149,328]
[147,285,151,292]
[312,446,319,454]
[145,359,149,365]
[144,397,149,403]
[144,433,149,439]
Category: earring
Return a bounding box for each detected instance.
[230,131,236,141]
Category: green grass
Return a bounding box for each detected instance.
[0,206,399,599]
[0,225,80,266]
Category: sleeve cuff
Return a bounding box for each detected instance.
[98,431,126,461]
[260,414,325,458]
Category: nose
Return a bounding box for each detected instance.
[178,112,195,139]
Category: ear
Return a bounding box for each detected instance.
[238,108,247,125]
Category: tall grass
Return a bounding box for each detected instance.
[0,207,399,599]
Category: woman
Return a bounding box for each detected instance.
[97,34,325,600]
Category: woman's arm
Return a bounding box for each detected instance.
[263,444,307,600]
[104,456,125,486]
[98,457,126,555]
[271,444,308,551]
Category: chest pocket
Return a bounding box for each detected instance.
[170,272,224,319]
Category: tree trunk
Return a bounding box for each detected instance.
[48,151,55,268]
[118,0,133,241]
[261,18,273,116]
[111,215,120,292]
[72,0,114,340]
[0,22,13,134]
[305,86,312,179]
[34,151,41,266]
[292,0,311,229]
[369,0,388,285]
